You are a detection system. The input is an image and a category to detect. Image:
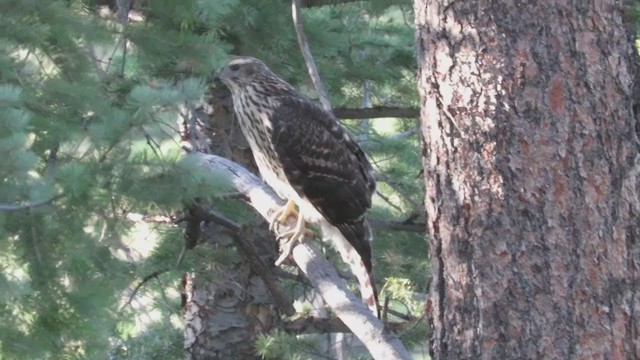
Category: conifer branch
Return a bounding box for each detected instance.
[334,106,420,119]
[368,219,425,233]
[121,269,169,310]
[0,194,64,212]
[189,205,296,316]
[298,0,366,8]
[190,152,412,359]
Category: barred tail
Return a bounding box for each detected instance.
[323,219,380,317]
[353,252,380,318]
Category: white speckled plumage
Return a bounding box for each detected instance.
[216,56,378,315]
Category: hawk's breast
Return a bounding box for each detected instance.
[233,88,323,221]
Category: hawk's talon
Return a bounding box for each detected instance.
[269,199,298,233]
[274,210,307,266]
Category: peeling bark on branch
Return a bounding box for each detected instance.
[189,152,412,360]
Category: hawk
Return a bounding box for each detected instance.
[215,57,379,315]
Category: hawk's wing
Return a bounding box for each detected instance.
[270,96,375,260]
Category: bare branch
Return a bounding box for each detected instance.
[298,0,410,8]
[125,212,176,224]
[292,0,333,112]
[190,153,412,360]
[298,0,365,7]
[121,269,169,310]
[334,106,420,119]
[292,241,412,359]
[116,0,130,76]
[46,144,59,179]
[190,205,296,316]
[368,219,425,233]
[0,194,64,212]
[388,128,419,140]
[284,316,406,334]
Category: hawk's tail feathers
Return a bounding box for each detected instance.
[322,220,380,317]
[354,253,380,318]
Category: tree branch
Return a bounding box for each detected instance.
[292,0,333,112]
[121,269,169,310]
[189,152,412,360]
[0,194,64,212]
[334,106,420,119]
[298,0,365,7]
[368,219,426,233]
[190,205,296,316]
[297,0,409,8]
[284,316,406,334]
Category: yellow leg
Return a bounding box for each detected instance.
[274,213,307,266]
[269,199,298,232]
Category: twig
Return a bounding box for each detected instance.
[388,128,419,140]
[375,190,405,214]
[291,0,333,113]
[116,0,130,76]
[298,0,365,8]
[0,194,64,212]
[397,313,427,339]
[368,218,425,233]
[120,269,169,310]
[333,106,420,120]
[125,212,176,224]
[46,144,59,179]
[141,126,163,158]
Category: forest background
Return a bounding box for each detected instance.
[0,0,426,359]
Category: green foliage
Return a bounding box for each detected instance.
[255,330,323,360]
[0,0,423,358]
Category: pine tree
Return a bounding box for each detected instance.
[0,0,425,358]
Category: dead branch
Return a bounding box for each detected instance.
[0,194,64,212]
[190,205,296,316]
[125,212,176,224]
[334,106,420,119]
[292,0,333,112]
[121,269,169,310]
[368,219,426,233]
[298,0,365,7]
[189,152,412,360]
[284,316,406,334]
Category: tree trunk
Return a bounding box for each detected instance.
[182,88,278,359]
[414,1,640,359]
[182,228,275,360]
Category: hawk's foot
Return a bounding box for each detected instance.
[269,199,298,233]
[274,214,307,266]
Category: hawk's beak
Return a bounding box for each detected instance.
[213,69,221,82]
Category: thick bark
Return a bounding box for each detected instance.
[183,238,275,360]
[415,1,640,359]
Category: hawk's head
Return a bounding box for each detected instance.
[215,57,297,98]
[215,57,273,88]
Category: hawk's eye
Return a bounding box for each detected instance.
[229,64,240,71]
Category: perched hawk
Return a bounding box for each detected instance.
[215,57,378,315]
